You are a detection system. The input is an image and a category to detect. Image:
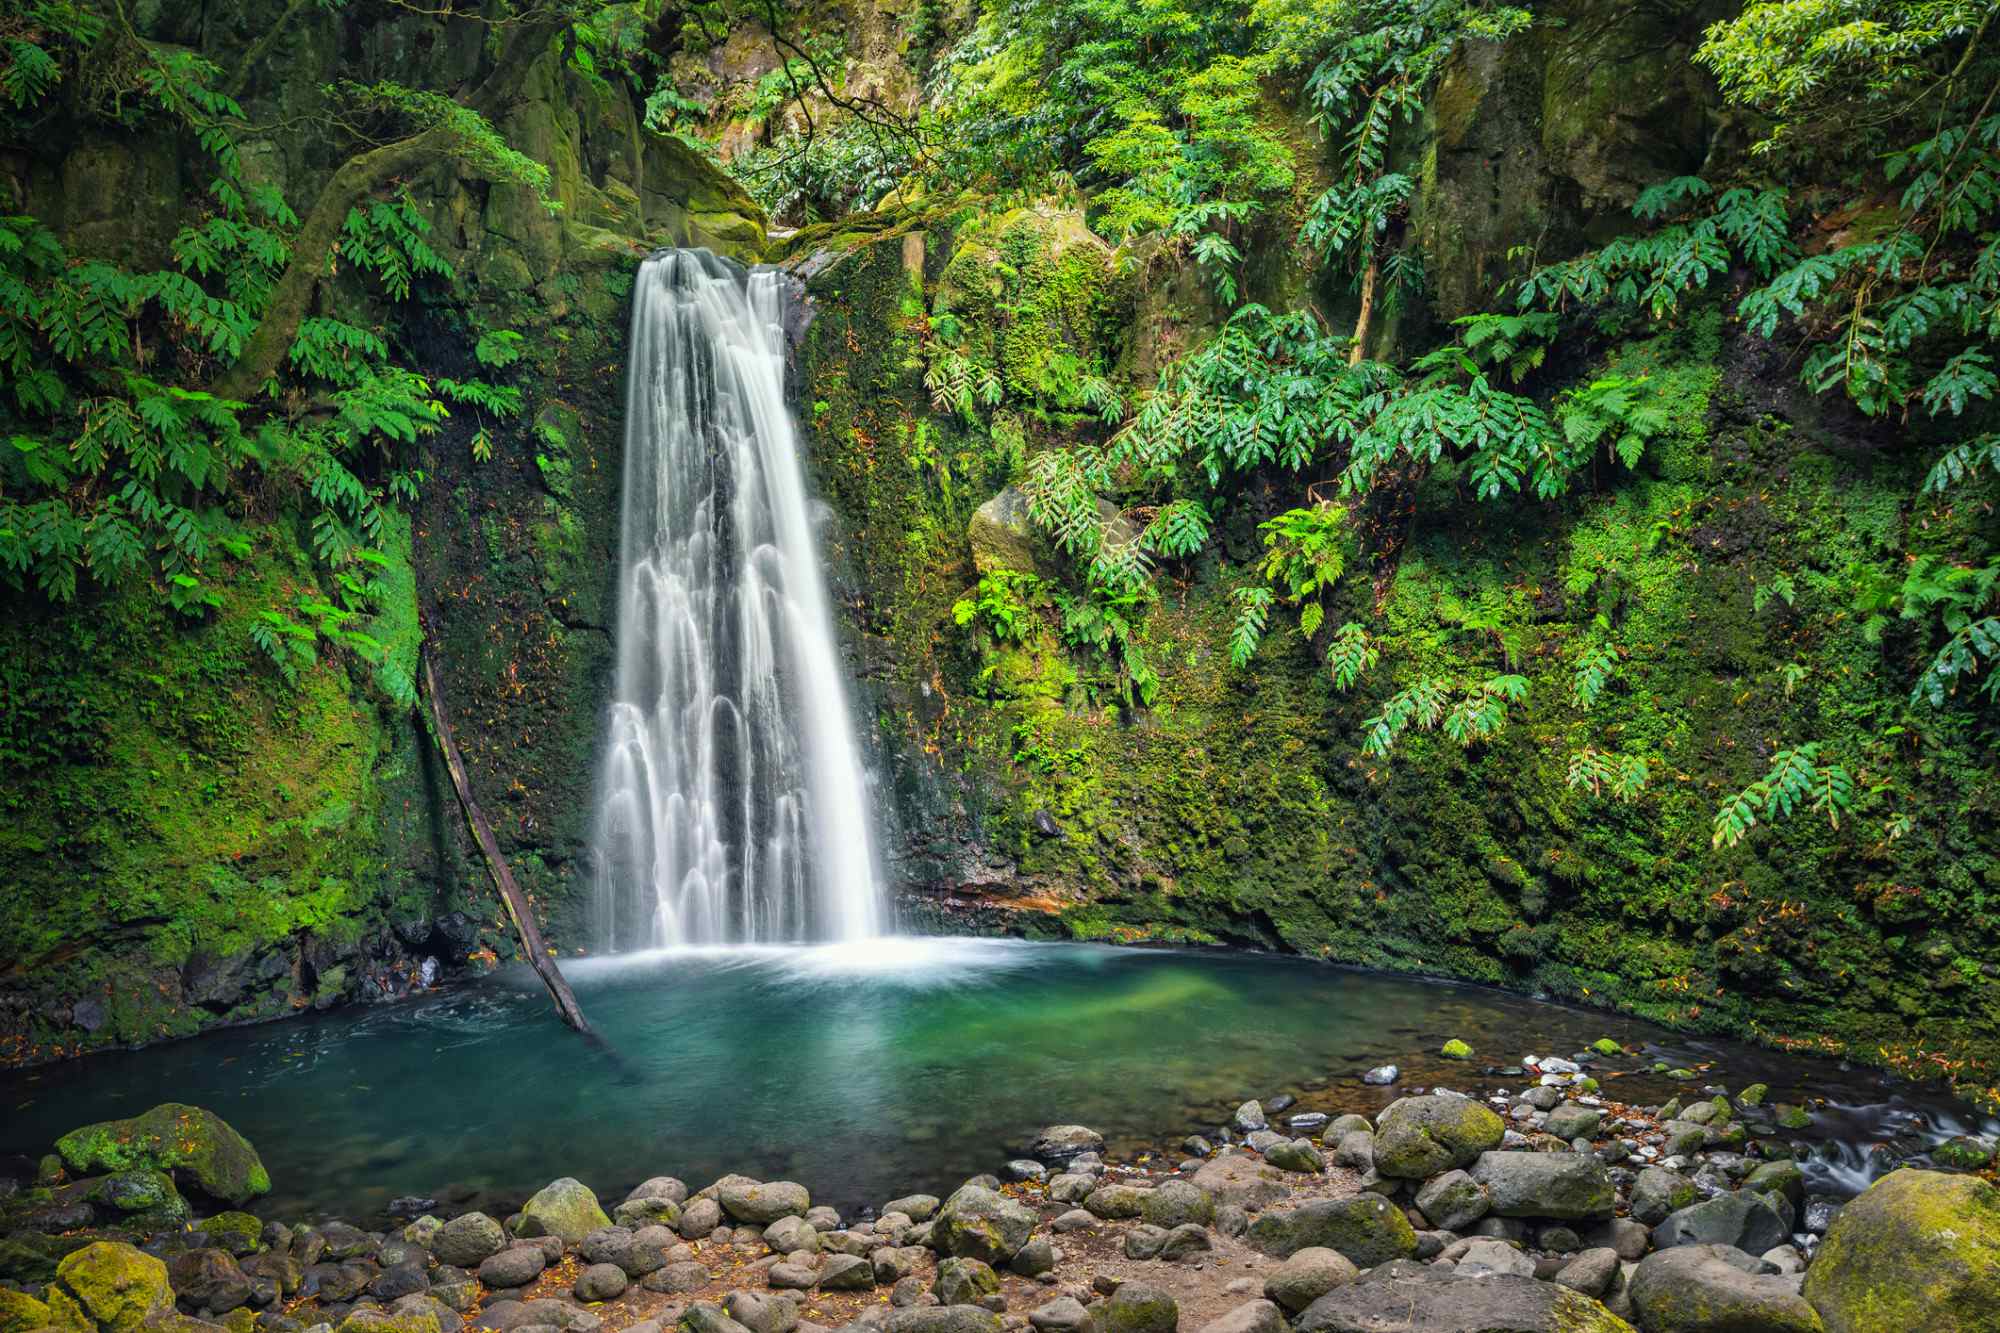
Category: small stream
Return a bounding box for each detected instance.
[3,940,1987,1222]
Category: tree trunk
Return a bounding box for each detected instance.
[417,632,592,1035]
[1349,251,1380,366]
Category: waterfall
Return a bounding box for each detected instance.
[591,250,885,949]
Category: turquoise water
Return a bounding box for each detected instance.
[2,940,1984,1221]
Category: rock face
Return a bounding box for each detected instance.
[1468,1152,1615,1220]
[1246,1196,1418,1267]
[968,488,1042,577]
[514,1179,612,1244]
[55,1104,269,1204]
[933,1185,1037,1265]
[1803,1169,2000,1332]
[1372,1095,1506,1180]
[1630,1245,1824,1332]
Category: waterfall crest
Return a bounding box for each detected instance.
[592,250,884,948]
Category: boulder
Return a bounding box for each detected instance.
[884,1309,1002,1333]
[1263,1140,1324,1174]
[479,1248,547,1289]
[1292,1271,1631,1332]
[1262,1248,1358,1313]
[1027,1297,1089,1333]
[1413,1169,1489,1231]
[645,1262,710,1294]
[1373,1095,1506,1180]
[933,1186,1036,1265]
[1089,1282,1176,1333]
[1553,1248,1620,1298]
[1191,1156,1290,1211]
[615,1198,684,1229]
[1158,1224,1211,1261]
[1246,1196,1417,1267]
[1010,1237,1055,1278]
[1803,1169,2000,1332]
[934,1258,999,1306]
[1468,1152,1614,1220]
[1138,1181,1213,1230]
[55,1106,269,1205]
[1630,1245,1822,1332]
[679,1198,724,1239]
[434,1215,507,1268]
[722,1291,797,1333]
[45,1243,177,1333]
[169,1249,253,1314]
[1028,1127,1105,1162]
[818,1253,872,1290]
[718,1181,811,1226]
[1545,1104,1602,1140]
[1653,1192,1791,1255]
[885,1196,941,1222]
[1083,1185,1147,1220]
[515,1180,612,1245]
[1630,1168,1698,1226]
[1456,1238,1536,1278]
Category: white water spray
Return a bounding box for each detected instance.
[591,250,885,948]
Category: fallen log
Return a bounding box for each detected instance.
[416,624,592,1035]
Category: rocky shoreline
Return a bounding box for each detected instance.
[4,1051,1997,1333]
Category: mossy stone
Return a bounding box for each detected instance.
[512,1178,612,1245]
[1590,1038,1622,1056]
[1373,1093,1506,1179]
[56,1105,268,1205]
[51,1242,175,1333]
[1803,1169,2000,1332]
[0,1288,53,1333]
[333,1310,442,1333]
[1440,1039,1473,1059]
[196,1212,265,1256]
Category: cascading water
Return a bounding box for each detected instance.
[591,249,885,949]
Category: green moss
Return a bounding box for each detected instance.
[56,1104,269,1205]
[50,1242,174,1333]
[1803,1170,2000,1332]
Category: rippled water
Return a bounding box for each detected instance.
[2,941,1986,1221]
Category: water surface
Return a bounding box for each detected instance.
[3,940,1985,1221]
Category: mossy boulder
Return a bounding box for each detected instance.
[1439,1039,1472,1059]
[1246,1196,1417,1267]
[0,1288,53,1333]
[194,1212,265,1256]
[333,1310,441,1333]
[47,1242,175,1333]
[1803,1169,2000,1332]
[1372,1093,1506,1179]
[56,1105,268,1205]
[933,1185,1036,1265]
[513,1178,612,1244]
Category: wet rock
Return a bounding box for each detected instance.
[1360,1067,1397,1086]
[1003,1162,1046,1184]
[1653,1192,1791,1255]
[1744,1160,1805,1207]
[719,1181,811,1227]
[1262,1247,1358,1313]
[1287,1114,1328,1134]
[1232,1102,1268,1133]
[884,1197,941,1222]
[1373,1095,1505,1180]
[166,1249,252,1315]
[1439,1040,1472,1060]
[1630,1244,1820,1332]
[1027,1128,1103,1163]
[1467,1152,1614,1220]
[46,1242,176,1333]
[1246,1196,1417,1267]
[934,1187,1036,1265]
[1803,1169,2000,1332]
[1413,1169,1488,1232]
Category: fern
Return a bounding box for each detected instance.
[1573,643,1617,706]
[1712,741,1854,847]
